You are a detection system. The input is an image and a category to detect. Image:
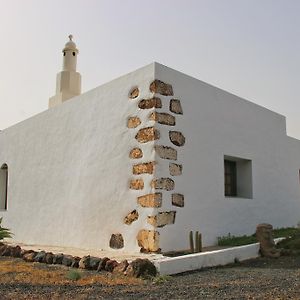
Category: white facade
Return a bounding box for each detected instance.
[1,62,300,253]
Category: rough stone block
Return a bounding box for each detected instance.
[133,162,155,174]
[151,178,175,191]
[169,163,182,176]
[109,233,124,249]
[129,87,139,99]
[170,99,183,114]
[169,131,185,146]
[113,259,129,274]
[138,97,162,109]
[172,193,184,207]
[150,80,173,96]
[137,193,162,208]
[124,210,139,225]
[148,211,176,227]
[137,230,160,252]
[129,178,144,190]
[125,258,157,277]
[129,148,143,159]
[155,145,177,160]
[135,127,160,143]
[149,112,176,126]
[127,116,141,128]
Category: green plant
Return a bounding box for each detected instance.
[152,275,172,285]
[0,217,12,241]
[66,270,81,281]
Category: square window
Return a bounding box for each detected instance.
[224,156,253,199]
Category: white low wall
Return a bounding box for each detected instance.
[155,238,284,275]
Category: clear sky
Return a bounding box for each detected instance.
[0,0,299,138]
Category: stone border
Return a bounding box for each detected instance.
[0,242,157,278]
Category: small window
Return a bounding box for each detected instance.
[0,164,8,210]
[72,52,75,56]
[224,156,253,198]
[63,51,66,56]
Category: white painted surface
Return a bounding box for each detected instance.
[154,63,300,252]
[155,238,284,275]
[0,63,157,252]
[0,62,300,254]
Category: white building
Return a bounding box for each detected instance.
[1,37,300,253]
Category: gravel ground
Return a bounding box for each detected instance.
[1,256,300,299]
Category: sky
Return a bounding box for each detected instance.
[0,0,299,138]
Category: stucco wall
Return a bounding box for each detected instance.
[154,63,300,251]
[0,63,158,252]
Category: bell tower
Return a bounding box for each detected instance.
[49,35,81,108]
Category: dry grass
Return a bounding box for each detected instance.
[0,257,143,286]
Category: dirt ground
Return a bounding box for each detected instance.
[1,255,300,299]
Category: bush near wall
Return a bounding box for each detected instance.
[0,218,12,241]
[217,227,300,247]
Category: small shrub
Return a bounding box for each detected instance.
[66,270,81,281]
[0,217,12,241]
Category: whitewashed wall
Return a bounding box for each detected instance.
[154,63,300,252]
[0,63,157,252]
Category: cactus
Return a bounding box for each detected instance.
[198,233,202,252]
[195,231,199,252]
[189,231,194,253]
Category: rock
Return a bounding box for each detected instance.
[79,255,90,269]
[125,258,157,278]
[169,131,185,146]
[124,210,139,225]
[172,193,184,207]
[0,245,12,256]
[135,127,160,143]
[105,259,119,272]
[149,112,176,126]
[133,162,155,175]
[34,251,47,263]
[97,257,110,272]
[0,244,8,256]
[137,230,160,253]
[10,246,22,258]
[71,256,81,268]
[89,257,101,270]
[169,99,183,114]
[45,252,54,264]
[256,223,281,258]
[129,148,143,159]
[155,145,177,160]
[150,80,173,96]
[148,211,176,227]
[113,260,129,274]
[53,253,64,264]
[169,163,182,176]
[21,249,35,257]
[129,179,144,190]
[62,255,74,267]
[109,234,124,249]
[23,251,37,262]
[127,116,141,128]
[151,178,175,191]
[129,87,139,99]
[138,97,162,109]
[137,193,162,208]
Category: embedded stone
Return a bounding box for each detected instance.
[169,163,182,176]
[129,178,144,190]
[151,178,175,191]
[135,127,160,143]
[137,193,162,208]
[133,162,155,174]
[137,230,160,253]
[150,80,173,96]
[129,148,143,159]
[109,233,124,249]
[148,211,176,227]
[169,131,185,146]
[23,251,37,262]
[34,251,46,263]
[125,258,157,277]
[62,255,74,267]
[129,87,139,99]
[71,256,81,268]
[170,99,183,114]
[149,112,175,126]
[138,97,162,109]
[124,210,139,225]
[89,257,101,270]
[127,116,141,128]
[10,246,22,258]
[172,193,184,207]
[155,145,177,160]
